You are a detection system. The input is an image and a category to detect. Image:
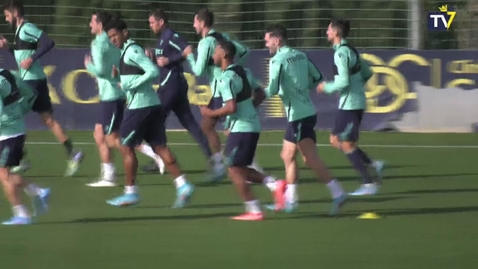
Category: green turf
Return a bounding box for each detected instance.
[2,131,477,269]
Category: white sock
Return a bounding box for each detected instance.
[263,176,276,192]
[24,183,41,196]
[285,184,298,203]
[174,175,187,188]
[245,200,261,214]
[326,179,344,199]
[139,144,159,160]
[124,185,137,194]
[102,163,115,178]
[212,153,222,164]
[12,205,30,218]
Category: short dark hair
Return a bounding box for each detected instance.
[218,40,236,61]
[93,11,112,28]
[149,9,168,23]
[330,19,350,38]
[3,0,24,16]
[104,18,127,32]
[265,24,287,40]
[195,8,214,27]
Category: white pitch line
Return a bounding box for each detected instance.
[24,141,478,149]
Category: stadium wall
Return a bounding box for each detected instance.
[1,49,477,133]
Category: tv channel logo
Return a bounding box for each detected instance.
[427,5,456,31]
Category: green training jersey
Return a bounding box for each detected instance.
[223,67,262,129]
[86,32,124,101]
[186,29,249,98]
[264,46,322,122]
[0,69,26,137]
[13,21,46,80]
[119,39,160,109]
[217,64,260,133]
[323,39,373,110]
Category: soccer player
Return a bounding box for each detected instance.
[199,40,279,221]
[317,19,385,196]
[263,24,347,215]
[140,9,212,174]
[0,0,83,176]
[84,11,126,187]
[104,19,194,207]
[0,68,50,225]
[182,8,263,181]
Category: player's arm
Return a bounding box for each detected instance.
[263,59,282,98]
[167,33,188,65]
[231,39,249,65]
[359,57,373,83]
[209,77,237,117]
[23,23,55,61]
[307,58,323,89]
[324,50,350,94]
[86,44,108,78]
[245,69,265,107]
[121,46,159,91]
[186,39,210,77]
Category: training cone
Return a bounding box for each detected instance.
[357,212,381,219]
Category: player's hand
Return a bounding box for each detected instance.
[117,82,122,89]
[145,49,153,59]
[199,105,213,117]
[112,65,118,78]
[316,82,325,93]
[223,129,230,136]
[182,45,193,57]
[156,57,169,67]
[84,54,92,67]
[20,58,33,70]
[0,36,8,49]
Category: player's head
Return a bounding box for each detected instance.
[90,11,112,35]
[148,9,168,34]
[327,19,350,42]
[264,24,287,54]
[213,40,236,66]
[3,0,24,27]
[105,18,128,49]
[193,8,214,35]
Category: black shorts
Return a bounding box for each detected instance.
[224,132,260,167]
[0,135,25,167]
[331,109,364,142]
[284,114,317,143]
[97,99,126,135]
[25,79,53,113]
[119,106,165,148]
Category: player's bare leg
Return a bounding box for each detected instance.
[201,116,226,181]
[106,144,140,207]
[297,137,347,215]
[228,166,263,221]
[0,168,50,225]
[152,145,194,208]
[87,124,117,187]
[280,140,300,211]
[40,112,84,176]
[136,143,165,174]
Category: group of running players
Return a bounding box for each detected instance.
[0,0,385,225]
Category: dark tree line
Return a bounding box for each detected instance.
[0,0,475,49]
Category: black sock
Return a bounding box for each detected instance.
[357,147,372,165]
[63,139,73,156]
[346,150,373,184]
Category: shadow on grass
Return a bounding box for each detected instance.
[51,212,241,224]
